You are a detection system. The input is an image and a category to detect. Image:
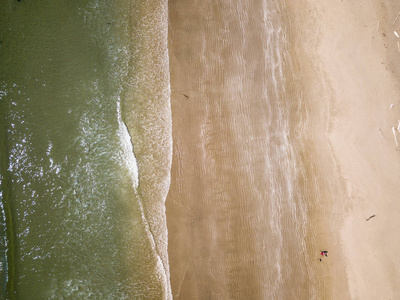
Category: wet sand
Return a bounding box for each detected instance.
[166,0,400,299]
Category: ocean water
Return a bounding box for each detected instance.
[0,0,171,299]
[1,0,322,299]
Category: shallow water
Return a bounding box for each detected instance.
[0,0,171,298]
[1,0,324,298]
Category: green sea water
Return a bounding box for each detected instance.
[0,0,172,298]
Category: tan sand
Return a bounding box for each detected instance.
[291,0,400,299]
[166,0,400,299]
[166,0,319,298]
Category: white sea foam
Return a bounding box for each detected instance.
[119,0,172,297]
[117,101,139,189]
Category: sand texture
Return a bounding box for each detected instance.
[308,0,400,299]
[166,0,400,299]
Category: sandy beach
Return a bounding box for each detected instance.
[292,0,400,298]
[306,0,400,298]
[166,0,400,298]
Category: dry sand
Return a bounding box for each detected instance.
[289,0,400,299]
[166,0,400,299]
[315,0,400,299]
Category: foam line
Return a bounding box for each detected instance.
[117,101,139,188]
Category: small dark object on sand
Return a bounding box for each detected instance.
[366,215,376,221]
[320,250,328,257]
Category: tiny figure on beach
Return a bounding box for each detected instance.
[319,251,328,261]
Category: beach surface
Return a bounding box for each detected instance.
[307,0,400,299]
[166,0,400,299]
